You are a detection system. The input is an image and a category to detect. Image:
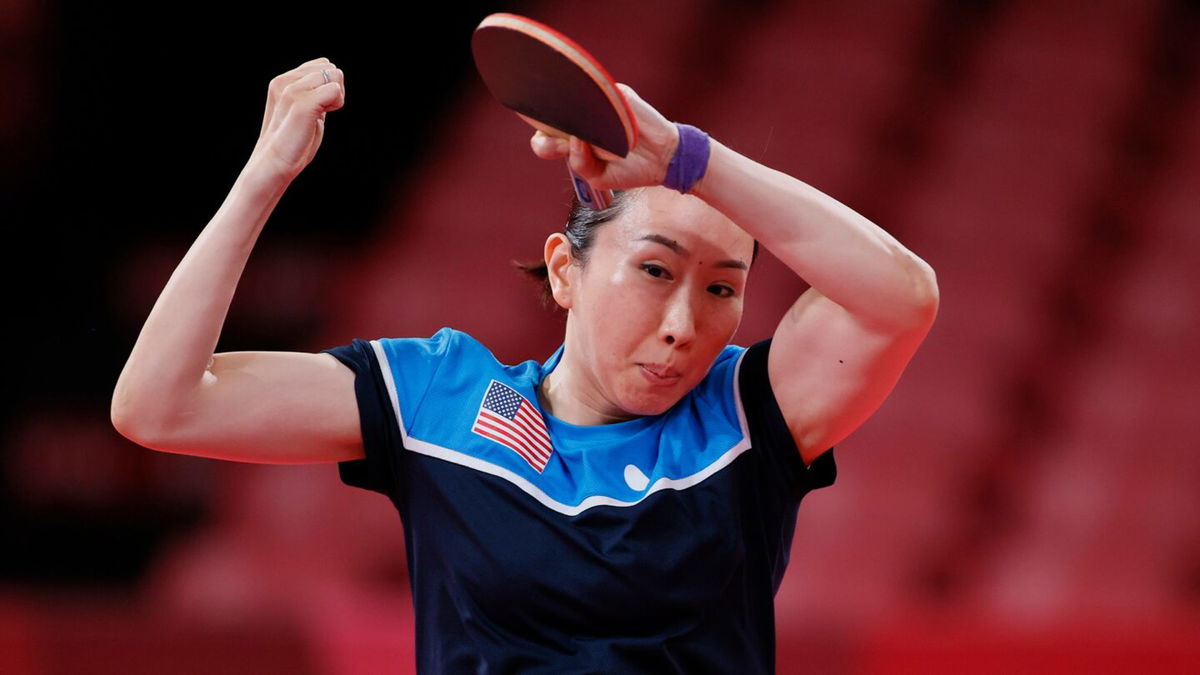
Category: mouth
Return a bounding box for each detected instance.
[638,363,683,386]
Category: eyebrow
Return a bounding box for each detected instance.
[638,233,748,271]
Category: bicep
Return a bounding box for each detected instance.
[767,287,935,465]
[135,351,364,464]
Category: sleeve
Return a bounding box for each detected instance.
[322,338,403,496]
[321,328,459,497]
[737,338,836,497]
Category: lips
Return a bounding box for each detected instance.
[638,363,682,385]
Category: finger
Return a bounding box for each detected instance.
[312,79,345,112]
[316,67,346,108]
[323,67,345,91]
[271,58,337,103]
[567,136,603,178]
[530,131,568,159]
[615,82,648,115]
[282,70,344,112]
[272,59,338,107]
[284,67,336,92]
[282,57,336,85]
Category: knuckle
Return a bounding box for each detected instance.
[281,76,310,96]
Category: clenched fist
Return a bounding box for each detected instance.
[250,57,345,181]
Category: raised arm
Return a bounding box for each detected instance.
[690,136,938,466]
[111,58,364,464]
[533,84,939,466]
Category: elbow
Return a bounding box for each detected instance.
[914,259,939,316]
[896,258,940,332]
[110,384,173,450]
[110,389,148,447]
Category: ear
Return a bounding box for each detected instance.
[544,232,575,310]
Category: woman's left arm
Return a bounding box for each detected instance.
[535,85,939,465]
[690,139,939,467]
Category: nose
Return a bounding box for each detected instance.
[660,287,698,347]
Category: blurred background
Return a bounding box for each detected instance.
[2,0,1198,672]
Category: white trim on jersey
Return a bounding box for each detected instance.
[371,339,753,517]
[731,346,752,444]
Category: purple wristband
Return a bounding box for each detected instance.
[663,123,711,194]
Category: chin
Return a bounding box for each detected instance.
[620,390,685,417]
[614,370,698,417]
[627,402,672,417]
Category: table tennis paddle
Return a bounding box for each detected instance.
[472,13,639,209]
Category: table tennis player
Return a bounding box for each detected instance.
[112,55,938,672]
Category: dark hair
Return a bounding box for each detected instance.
[514,187,759,309]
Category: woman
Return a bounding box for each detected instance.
[112,57,938,671]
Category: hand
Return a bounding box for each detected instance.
[249,57,345,181]
[529,83,679,192]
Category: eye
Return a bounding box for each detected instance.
[641,263,671,280]
[708,284,735,298]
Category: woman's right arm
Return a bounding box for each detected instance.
[110,57,363,464]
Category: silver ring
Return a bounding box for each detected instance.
[320,69,330,85]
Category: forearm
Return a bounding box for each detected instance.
[112,158,291,436]
[691,139,938,329]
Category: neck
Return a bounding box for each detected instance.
[539,346,635,426]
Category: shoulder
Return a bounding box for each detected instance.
[365,327,509,380]
[375,327,490,363]
[329,328,505,431]
[327,327,497,387]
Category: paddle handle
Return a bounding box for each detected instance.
[516,114,615,209]
[567,163,612,209]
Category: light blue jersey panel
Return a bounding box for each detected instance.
[370,327,751,515]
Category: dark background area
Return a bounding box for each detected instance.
[1,0,523,586]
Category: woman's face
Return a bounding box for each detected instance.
[558,187,755,418]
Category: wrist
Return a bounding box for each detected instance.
[653,122,680,186]
[239,155,297,197]
[662,123,711,194]
[686,137,726,202]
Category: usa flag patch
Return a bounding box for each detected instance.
[471,380,553,472]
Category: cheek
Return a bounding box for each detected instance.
[580,286,648,361]
[590,271,661,327]
[700,297,743,339]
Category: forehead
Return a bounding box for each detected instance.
[602,187,754,262]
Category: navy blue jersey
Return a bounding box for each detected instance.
[325,328,835,673]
